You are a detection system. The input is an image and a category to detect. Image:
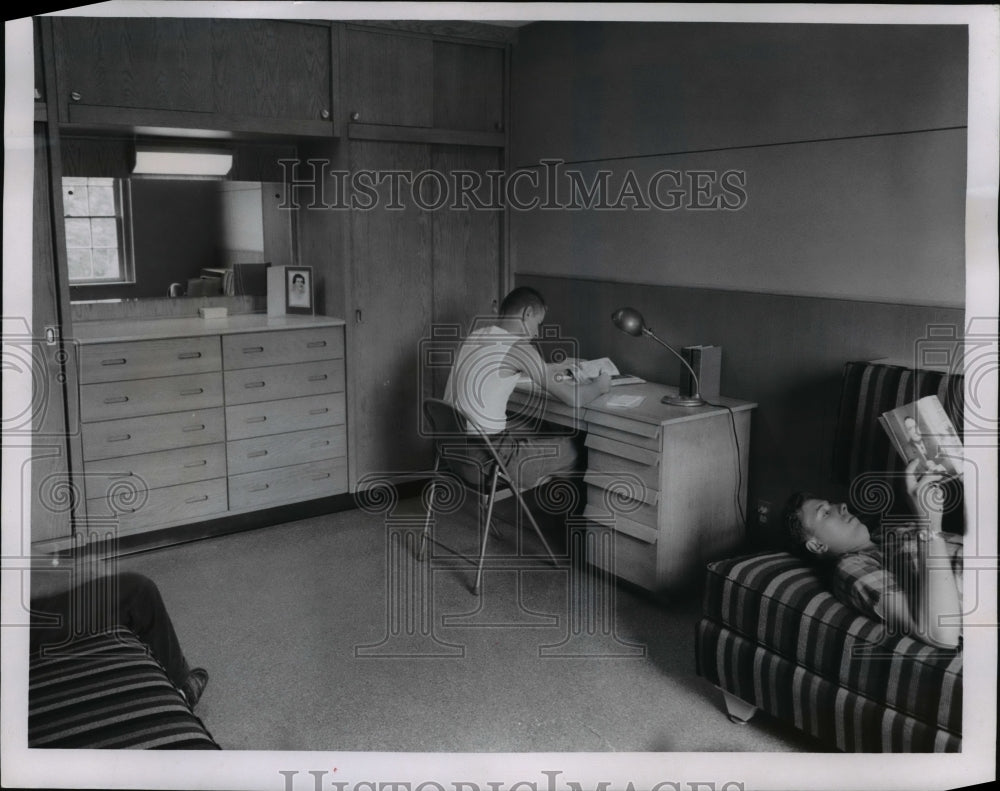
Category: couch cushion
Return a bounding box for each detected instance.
[29,627,220,749]
[702,551,962,735]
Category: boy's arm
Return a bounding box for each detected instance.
[905,460,962,648]
[512,344,611,407]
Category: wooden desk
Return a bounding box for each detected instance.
[508,382,756,591]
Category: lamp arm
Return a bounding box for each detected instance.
[642,328,702,397]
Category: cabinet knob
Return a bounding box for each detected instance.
[350,111,360,122]
[70,91,82,102]
[321,108,330,119]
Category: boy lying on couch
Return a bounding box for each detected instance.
[783,459,962,649]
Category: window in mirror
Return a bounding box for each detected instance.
[63,177,135,286]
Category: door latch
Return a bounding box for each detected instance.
[44,325,60,346]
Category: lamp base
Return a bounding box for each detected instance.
[661,394,707,407]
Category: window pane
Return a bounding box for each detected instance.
[64,217,92,248]
[67,248,93,280]
[88,185,116,216]
[91,248,120,279]
[90,217,119,248]
[63,184,91,217]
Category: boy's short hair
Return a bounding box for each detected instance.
[783,491,814,559]
[499,287,546,317]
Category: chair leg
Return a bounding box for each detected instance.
[473,466,501,594]
[510,486,559,568]
[418,458,441,562]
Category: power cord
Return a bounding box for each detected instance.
[703,399,748,532]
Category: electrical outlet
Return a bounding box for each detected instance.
[756,500,772,525]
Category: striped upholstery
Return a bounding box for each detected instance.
[832,361,964,487]
[700,552,962,736]
[696,621,961,752]
[29,627,219,749]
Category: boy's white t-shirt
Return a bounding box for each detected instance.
[444,326,526,435]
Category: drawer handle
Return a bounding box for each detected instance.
[180,388,204,396]
[101,358,127,366]
[307,340,327,348]
[247,450,268,458]
[183,460,208,468]
[311,473,331,481]
[244,381,266,389]
[309,408,329,416]
[103,396,129,404]
[243,346,264,354]
[107,433,131,443]
[185,494,209,504]
[177,351,202,360]
[311,440,330,449]
[249,483,269,492]
[308,374,328,382]
[245,416,267,424]
[182,424,206,433]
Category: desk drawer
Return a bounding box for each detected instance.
[227,425,346,475]
[585,482,658,528]
[584,419,660,453]
[82,408,225,461]
[229,457,348,509]
[83,443,226,501]
[225,393,345,441]
[80,372,223,422]
[583,521,657,591]
[583,505,658,544]
[86,478,227,533]
[224,360,345,406]
[223,327,344,370]
[80,337,221,384]
[585,435,660,491]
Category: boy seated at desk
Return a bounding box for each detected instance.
[444,286,611,492]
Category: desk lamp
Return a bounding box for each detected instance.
[611,307,706,407]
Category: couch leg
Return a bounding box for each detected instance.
[721,690,758,724]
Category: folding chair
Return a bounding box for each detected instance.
[419,397,559,594]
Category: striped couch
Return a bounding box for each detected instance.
[696,361,964,752]
[29,627,219,749]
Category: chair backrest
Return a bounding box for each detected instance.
[423,398,495,490]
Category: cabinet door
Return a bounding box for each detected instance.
[345,28,433,128]
[433,41,505,132]
[429,145,502,396]
[348,141,434,481]
[30,124,74,543]
[212,20,333,125]
[51,17,214,119]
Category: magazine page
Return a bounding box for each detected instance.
[880,395,964,477]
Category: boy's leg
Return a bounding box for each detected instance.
[115,572,192,688]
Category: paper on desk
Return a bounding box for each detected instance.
[605,394,645,409]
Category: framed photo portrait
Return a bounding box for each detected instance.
[284,266,313,315]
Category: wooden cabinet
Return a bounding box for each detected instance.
[345,26,506,140]
[50,17,335,136]
[75,319,348,538]
[508,383,756,591]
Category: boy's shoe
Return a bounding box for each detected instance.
[181,668,209,708]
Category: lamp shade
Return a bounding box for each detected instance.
[132,146,233,176]
[611,307,646,337]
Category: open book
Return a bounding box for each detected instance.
[566,357,644,386]
[878,395,964,478]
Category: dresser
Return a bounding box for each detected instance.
[508,382,756,591]
[74,315,347,537]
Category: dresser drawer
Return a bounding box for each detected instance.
[229,457,348,509]
[224,359,345,406]
[222,327,344,370]
[83,444,227,501]
[227,425,346,476]
[82,408,225,461]
[80,337,221,384]
[225,393,346,441]
[80,372,223,422]
[585,435,660,491]
[86,478,227,534]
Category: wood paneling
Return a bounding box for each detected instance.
[345,28,434,128]
[433,41,504,132]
